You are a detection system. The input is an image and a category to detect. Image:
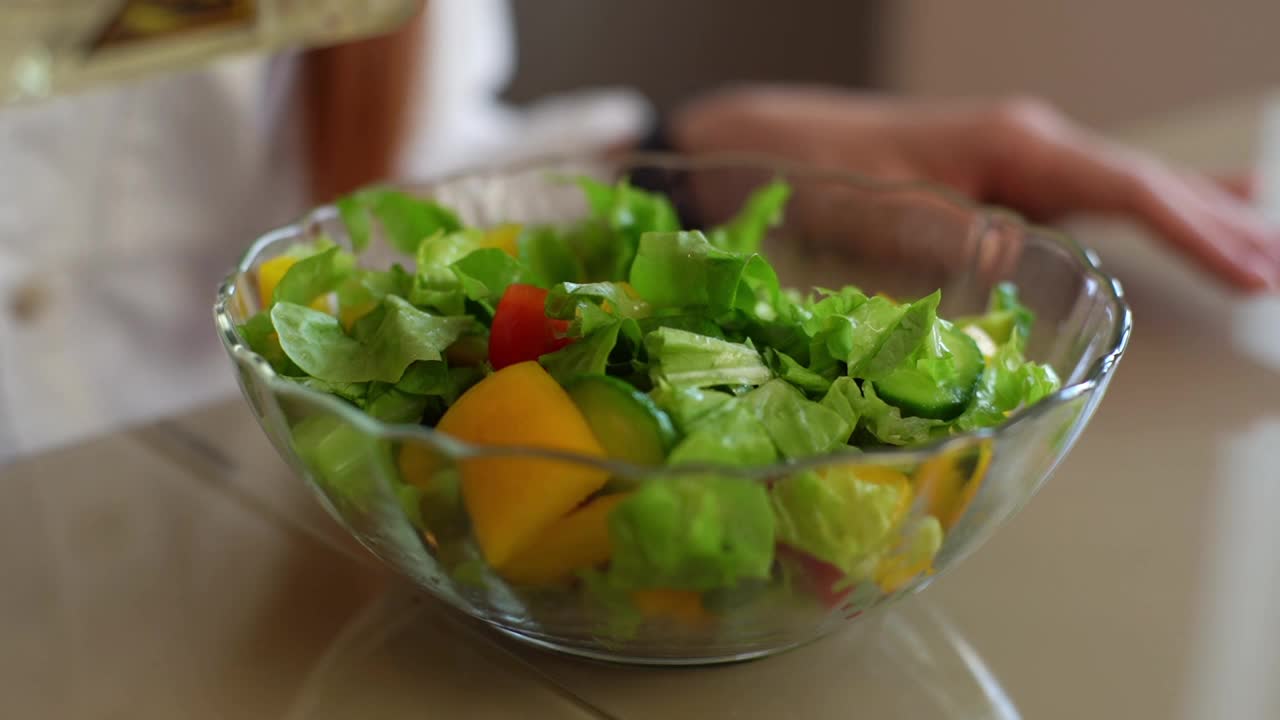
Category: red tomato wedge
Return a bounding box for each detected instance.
[488,284,574,369]
[777,544,851,609]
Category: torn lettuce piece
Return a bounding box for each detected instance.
[518,225,585,287]
[649,385,735,432]
[545,281,651,337]
[821,291,941,379]
[450,247,527,313]
[628,231,747,311]
[272,245,356,308]
[956,282,1037,350]
[237,310,302,376]
[706,179,791,254]
[800,286,869,336]
[822,377,945,446]
[395,361,483,405]
[271,296,478,383]
[338,188,463,255]
[667,399,778,467]
[363,385,429,424]
[336,264,413,318]
[608,475,775,591]
[291,377,369,404]
[765,348,835,395]
[771,465,911,576]
[291,414,395,511]
[539,321,624,385]
[955,342,1060,431]
[578,177,681,247]
[645,327,772,389]
[739,379,852,459]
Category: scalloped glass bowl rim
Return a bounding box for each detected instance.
[213,152,1133,481]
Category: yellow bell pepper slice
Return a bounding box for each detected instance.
[501,493,630,585]
[436,361,609,567]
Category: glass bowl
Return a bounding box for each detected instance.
[213,153,1131,665]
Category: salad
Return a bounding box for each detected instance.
[237,176,1059,631]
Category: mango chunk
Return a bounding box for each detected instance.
[436,361,608,567]
[502,493,630,585]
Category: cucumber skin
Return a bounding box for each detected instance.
[873,328,983,421]
[566,375,676,466]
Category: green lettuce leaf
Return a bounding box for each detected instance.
[645,327,772,389]
[826,291,941,379]
[822,377,945,446]
[990,282,1035,349]
[607,475,776,591]
[740,379,852,459]
[667,399,778,467]
[539,321,624,385]
[563,220,625,282]
[800,286,869,335]
[579,177,681,246]
[363,385,430,424]
[237,311,301,375]
[290,377,369,404]
[336,195,374,253]
[765,349,835,395]
[395,361,483,404]
[733,254,792,324]
[955,342,1060,431]
[771,466,911,574]
[636,314,725,340]
[518,225,584,287]
[545,281,651,337]
[336,264,413,314]
[706,179,791,254]
[290,414,395,510]
[451,248,526,312]
[649,385,735,431]
[272,245,356,308]
[629,231,746,310]
[339,188,463,255]
[272,296,477,383]
[408,230,484,315]
[958,282,1036,350]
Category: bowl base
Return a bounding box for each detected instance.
[485,623,822,667]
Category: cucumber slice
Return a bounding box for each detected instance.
[566,375,676,466]
[873,325,983,421]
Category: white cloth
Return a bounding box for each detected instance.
[0,0,650,461]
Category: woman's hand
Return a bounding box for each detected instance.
[672,86,1280,292]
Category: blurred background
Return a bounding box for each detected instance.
[506,0,1280,128]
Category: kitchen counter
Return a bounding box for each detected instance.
[3,91,1277,719]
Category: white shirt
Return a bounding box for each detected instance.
[0,0,649,461]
